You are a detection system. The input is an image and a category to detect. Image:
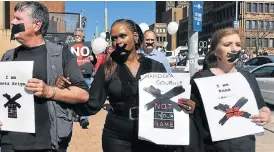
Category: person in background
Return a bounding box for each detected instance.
[73,28,97,129]
[138,29,172,73]
[94,52,107,72]
[190,28,271,152]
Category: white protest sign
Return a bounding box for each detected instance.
[0,61,35,133]
[194,72,264,142]
[138,73,190,145]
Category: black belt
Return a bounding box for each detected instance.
[112,106,139,120]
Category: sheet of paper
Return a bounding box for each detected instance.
[0,61,35,133]
[194,72,264,141]
[139,73,190,145]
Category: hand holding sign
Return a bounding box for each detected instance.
[250,107,271,126]
[178,98,196,113]
[26,78,55,99]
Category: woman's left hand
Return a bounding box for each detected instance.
[250,106,271,126]
[56,76,71,89]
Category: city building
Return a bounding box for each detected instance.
[177,1,274,56]
[156,1,188,51]
[0,1,65,56]
[162,8,183,51]
[177,6,189,47]
[149,23,168,50]
[242,1,274,55]
[156,1,176,23]
[175,1,188,8]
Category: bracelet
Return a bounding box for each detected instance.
[49,87,57,99]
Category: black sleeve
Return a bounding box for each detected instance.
[73,64,107,116]
[62,46,88,91]
[190,71,211,140]
[241,71,266,109]
[190,72,204,107]
[158,63,167,73]
[91,51,97,65]
[151,60,166,73]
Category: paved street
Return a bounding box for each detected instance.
[256,104,274,152]
[68,105,274,152]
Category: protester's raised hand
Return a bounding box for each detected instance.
[178,98,196,113]
[56,76,71,89]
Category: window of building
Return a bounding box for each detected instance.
[159,28,162,33]
[251,20,256,29]
[246,38,250,47]
[270,21,274,30]
[246,2,251,12]
[173,12,177,22]
[263,38,268,47]
[265,3,270,13]
[258,20,262,29]
[259,3,263,13]
[246,20,250,30]
[163,37,166,42]
[252,3,258,13]
[251,38,256,47]
[163,28,166,33]
[231,5,235,17]
[271,4,274,13]
[156,28,159,33]
[269,38,274,47]
[263,21,268,30]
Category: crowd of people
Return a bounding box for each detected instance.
[0,1,272,152]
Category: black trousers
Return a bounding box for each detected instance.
[102,130,178,152]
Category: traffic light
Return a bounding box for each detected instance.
[81,16,87,28]
[105,31,110,42]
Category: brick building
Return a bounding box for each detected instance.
[149,23,168,50]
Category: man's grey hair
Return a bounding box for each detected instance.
[74,28,84,34]
[14,1,49,36]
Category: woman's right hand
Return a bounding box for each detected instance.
[178,98,196,113]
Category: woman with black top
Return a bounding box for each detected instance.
[69,19,200,152]
[190,28,271,152]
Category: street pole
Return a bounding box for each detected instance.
[79,12,82,28]
[188,1,199,77]
[95,21,99,38]
[79,10,86,28]
[235,1,238,21]
[104,1,108,32]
